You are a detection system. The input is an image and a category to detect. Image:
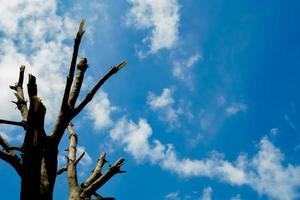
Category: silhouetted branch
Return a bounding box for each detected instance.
[0,149,22,176]
[73,61,127,117]
[0,119,25,128]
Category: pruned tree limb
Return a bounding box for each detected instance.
[62,20,85,110]
[82,152,107,188]
[73,61,127,117]
[50,20,85,147]
[68,57,88,109]
[81,157,125,198]
[9,65,28,123]
[67,123,79,190]
[27,74,37,100]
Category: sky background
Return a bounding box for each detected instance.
[0,0,299,200]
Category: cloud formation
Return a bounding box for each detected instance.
[110,118,300,200]
[172,52,202,85]
[126,0,180,55]
[147,88,183,128]
[87,90,117,130]
[0,0,77,124]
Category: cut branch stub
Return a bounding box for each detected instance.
[68,57,89,108]
[27,74,37,99]
[82,152,107,188]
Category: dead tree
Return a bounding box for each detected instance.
[0,20,126,200]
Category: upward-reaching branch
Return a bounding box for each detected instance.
[68,57,88,109]
[50,20,85,146]
[61,20,85,110]
[81,158,125,198]
[72,61,127,117]
[82,152,107,188]
[9,65,28,123]
[67,123,79,190]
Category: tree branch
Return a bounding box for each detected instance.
[0,119,25,128]
[62,20,85,110]
[67,123,79,190]
[73,61,127,117]
[27,74,37,100]
[50,20,85,147]
[0,149,22,177]
[75,151,85,166]
[57,151,85,176]
[82,152,107,188]
[81,157,125,198]
[68,57,88,109]
[93,192,115,200]
[9,65,28,123]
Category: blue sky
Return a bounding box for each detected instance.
[0,0,300,200]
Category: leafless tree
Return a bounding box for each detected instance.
[0,20,126,200]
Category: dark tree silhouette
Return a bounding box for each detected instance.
[0,20,126,200]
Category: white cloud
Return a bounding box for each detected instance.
[148,88,174,108]
[86,90,117,130]
[200,187,212,200]
[0,0,77,124]
[172,52,202,85]
[126,0,180,55]
[226,103,247,116]
[165,192,180,200]
[110,118,165,163]
[110,118,300,200]
[147,88,183,128]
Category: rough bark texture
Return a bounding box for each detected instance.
[0,20,126,200]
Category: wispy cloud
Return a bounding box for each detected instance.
[172,52,202,86]
[147,88,184,129]
[110,118,300,200]
[200,187,213,200]
[225,103,247,116]
[125,0,180,56]
[165,192,180,200]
